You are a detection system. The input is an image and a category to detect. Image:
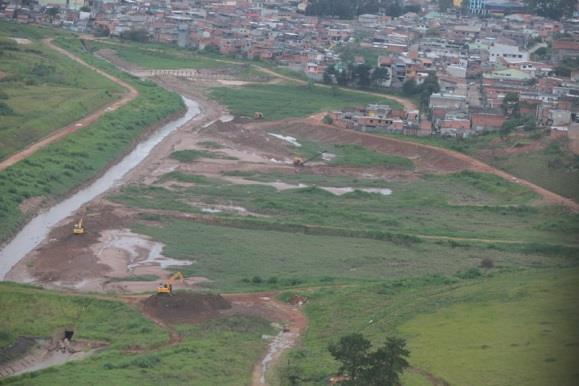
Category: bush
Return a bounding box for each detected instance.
[0,101,13,115]
[323,114,334,125]
[480,258,495,269]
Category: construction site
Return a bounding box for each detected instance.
[1,32,578,386]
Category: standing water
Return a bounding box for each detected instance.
[0,97,200,279]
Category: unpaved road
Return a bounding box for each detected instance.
[0,39,139,172]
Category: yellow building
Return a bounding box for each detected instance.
[453,0,464,7]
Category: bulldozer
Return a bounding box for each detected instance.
[72,216,85,235]
[293,151,327,169]
[157,272,185,295]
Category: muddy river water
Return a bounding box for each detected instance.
[0,97,201,279]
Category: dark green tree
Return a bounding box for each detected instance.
[323,64,337,84]
[371,67,390,87]
[353,64,372,88]
[502,92,520,118]
[525,0,576,20]
[419,73,440,110]
[362,337,410,386]
[402,79,418,96]
[328,333,371,382]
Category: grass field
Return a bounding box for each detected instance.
[210,84,398,120]
[0,32,123,160]
[0,34,184,244]
[113,169,579,245]
[379,131,579,203]
[274,268,579,386]
[0,284,271,386]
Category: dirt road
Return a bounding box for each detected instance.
[344,128,579,211]
[0,39,139,173]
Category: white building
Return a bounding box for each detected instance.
[488,43,529,63]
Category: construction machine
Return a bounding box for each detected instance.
[73,216,85,235]
[157,272,185,295]
[293,150,327,168]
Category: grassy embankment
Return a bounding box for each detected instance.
[0,283,271,386]
[275,268,579,386]
[0,29,185,243]
[89,39,403,119]
[0,27,122,161]
[379,130,579,202]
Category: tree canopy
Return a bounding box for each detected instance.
[329,334,410,386]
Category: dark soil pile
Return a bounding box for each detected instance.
[143,292,231,324]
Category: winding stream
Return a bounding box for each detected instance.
[0,97,201,279]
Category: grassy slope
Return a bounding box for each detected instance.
[113,171,579,245]
[379,131,579,202]
[210,84,400,120]
[279,269,579,386]
[0,34,184,243]
[0,31,122,160]
[0,284,270,386]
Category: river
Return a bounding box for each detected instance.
[0,97,201,280]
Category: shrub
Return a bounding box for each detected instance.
[480,258,495,269]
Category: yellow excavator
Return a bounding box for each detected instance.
[157,272,185,295]
[293,151,327,168]
[73,216,85,235]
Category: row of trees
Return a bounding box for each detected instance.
[305,0,414,19]
[329,334,410,386]
[323,63,390,88]
[524,0,576,21]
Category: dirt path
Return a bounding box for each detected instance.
[253,66,418,110]
[0,39,139,173]
[223,292,307,386]
[286,117,578,211]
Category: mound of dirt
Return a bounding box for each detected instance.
[143,292,231,324]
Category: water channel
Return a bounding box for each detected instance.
[0,97,201,279]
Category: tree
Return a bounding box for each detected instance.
[362,337,410,386]
[353,64,372,88]
[329,334,411,386]
[120,29,149,43]
[419,73,440,110]
[328,334,371,382]
[323,65,336,84]
[46,6,59,23]
[371,67,390,87]
[502,92,520,118]
[525,0,576,20]
[402,79,418,96]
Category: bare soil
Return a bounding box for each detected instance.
[142,292,231,324]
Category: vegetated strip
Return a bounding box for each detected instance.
[137,209,579,252]
[0,38,138,173]
[0,36,185,243]
[327,124,579,211]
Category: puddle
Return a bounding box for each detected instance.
[260,328,300,385]
[93,229,193,273]
[321,152,336,161]
[268,133,301,147]
[219,114,234,123]
[0,97,200,279]
[320,187,393,196]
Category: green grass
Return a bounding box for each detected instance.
[377,131,579,203]
[0,35,184,243]
[112,169,579,245]
[275,268,579,386]
[0,284,271,385]
[127,218,575,292]
[210,84,399,120]
[0,32,122,160]
[110,43,231,70]
[0,283,167,350]
[170,149,237,162]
